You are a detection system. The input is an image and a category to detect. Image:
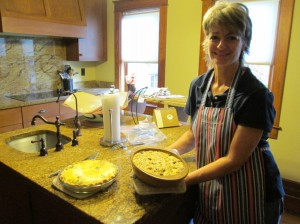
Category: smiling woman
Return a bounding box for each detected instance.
[199,0,295,139]
[167,2,285,223]
[206,27,245,70]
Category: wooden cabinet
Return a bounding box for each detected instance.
[0,0,46,16]
[0,0,87,38]
[66,0,107,62]
[0,163,98,224]
[0,163,33,224]
[22,102,60,128]
[0,107,23,133]
[0,100,76,133]
[43,0,85,24]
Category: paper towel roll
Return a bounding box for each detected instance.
[102,93,121,143]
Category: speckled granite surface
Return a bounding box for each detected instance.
[0,36,114,100]
[0,115,196,223]
[0,88,111,110]
[0,37,65,95]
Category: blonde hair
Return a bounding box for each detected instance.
[202,1,252,68]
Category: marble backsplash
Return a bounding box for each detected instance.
[0,36,66,96]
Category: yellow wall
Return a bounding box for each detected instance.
[268,0,300,182]
[95,0,202,92]
[165,0,202,95]
[73,0,300,182]
[62,61,98,82]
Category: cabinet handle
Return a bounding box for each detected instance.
[38,109,47,114]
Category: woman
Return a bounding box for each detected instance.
[167,2,284,223]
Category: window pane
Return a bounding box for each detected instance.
[127,63,158,90]
[243,0,279,64]
[122,10,159,62]
[245,64,270,87]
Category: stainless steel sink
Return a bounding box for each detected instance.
[6,130,71,153]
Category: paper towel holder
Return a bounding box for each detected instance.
[100,109,126,147]
[100,136,127,147]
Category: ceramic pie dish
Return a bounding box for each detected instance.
[131,147,189,187]
[58,160,118,194]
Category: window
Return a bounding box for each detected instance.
[114,0,168,92]
[199,0,295,139]
[243,0,279,87]
[122,9,159,90]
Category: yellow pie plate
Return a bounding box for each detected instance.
[58,160,118,194]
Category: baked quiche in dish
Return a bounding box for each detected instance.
[59,159,118,193]
[131,147,188,187]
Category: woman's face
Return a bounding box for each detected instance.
[207,25,245,68]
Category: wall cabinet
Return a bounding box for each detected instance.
[0,0,87,38]
[66,0,107,62]
[0,107,23,134]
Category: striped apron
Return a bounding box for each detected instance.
[192,69,265,224]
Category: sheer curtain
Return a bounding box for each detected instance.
[121,10,160,90]
[243,0,279,65]
[121,10,159,63]
[220,0,280,86]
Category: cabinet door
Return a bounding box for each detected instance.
[0,163,32,224]
[66,0,107,62]
[43,0,85,24]
[22,102,60,128]
[0,0,86,38]
[0,107,23,133]
[0,0,85,24]
[1,0,46,16]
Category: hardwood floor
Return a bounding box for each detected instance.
[281,211,300,224]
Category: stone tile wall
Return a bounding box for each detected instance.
[0,36,65,96]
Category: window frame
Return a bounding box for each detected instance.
[199,0,295,139]
[114,0,168,91]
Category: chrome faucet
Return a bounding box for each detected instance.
[56,89,82,137]
[31,115,64,151]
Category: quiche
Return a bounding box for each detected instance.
[59,160,118,187]
[132,150,185,177]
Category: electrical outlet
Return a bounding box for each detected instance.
[81,68,85,76]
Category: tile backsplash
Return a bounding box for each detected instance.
[0,36,66,96]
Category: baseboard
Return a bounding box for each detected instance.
[283,178,300,216]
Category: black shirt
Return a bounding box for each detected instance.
[185,67,276,148]
[185,67,284,201]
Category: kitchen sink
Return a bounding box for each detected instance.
[6,130,71,153]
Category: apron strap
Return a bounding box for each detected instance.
[200,65,243,109]
[225,65,243,108]
[200,71,214,107]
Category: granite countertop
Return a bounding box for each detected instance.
[145,97,187,108]
[0,116,195,223]
[0,88,111,110]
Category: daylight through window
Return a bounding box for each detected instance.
[121,10,160,91]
